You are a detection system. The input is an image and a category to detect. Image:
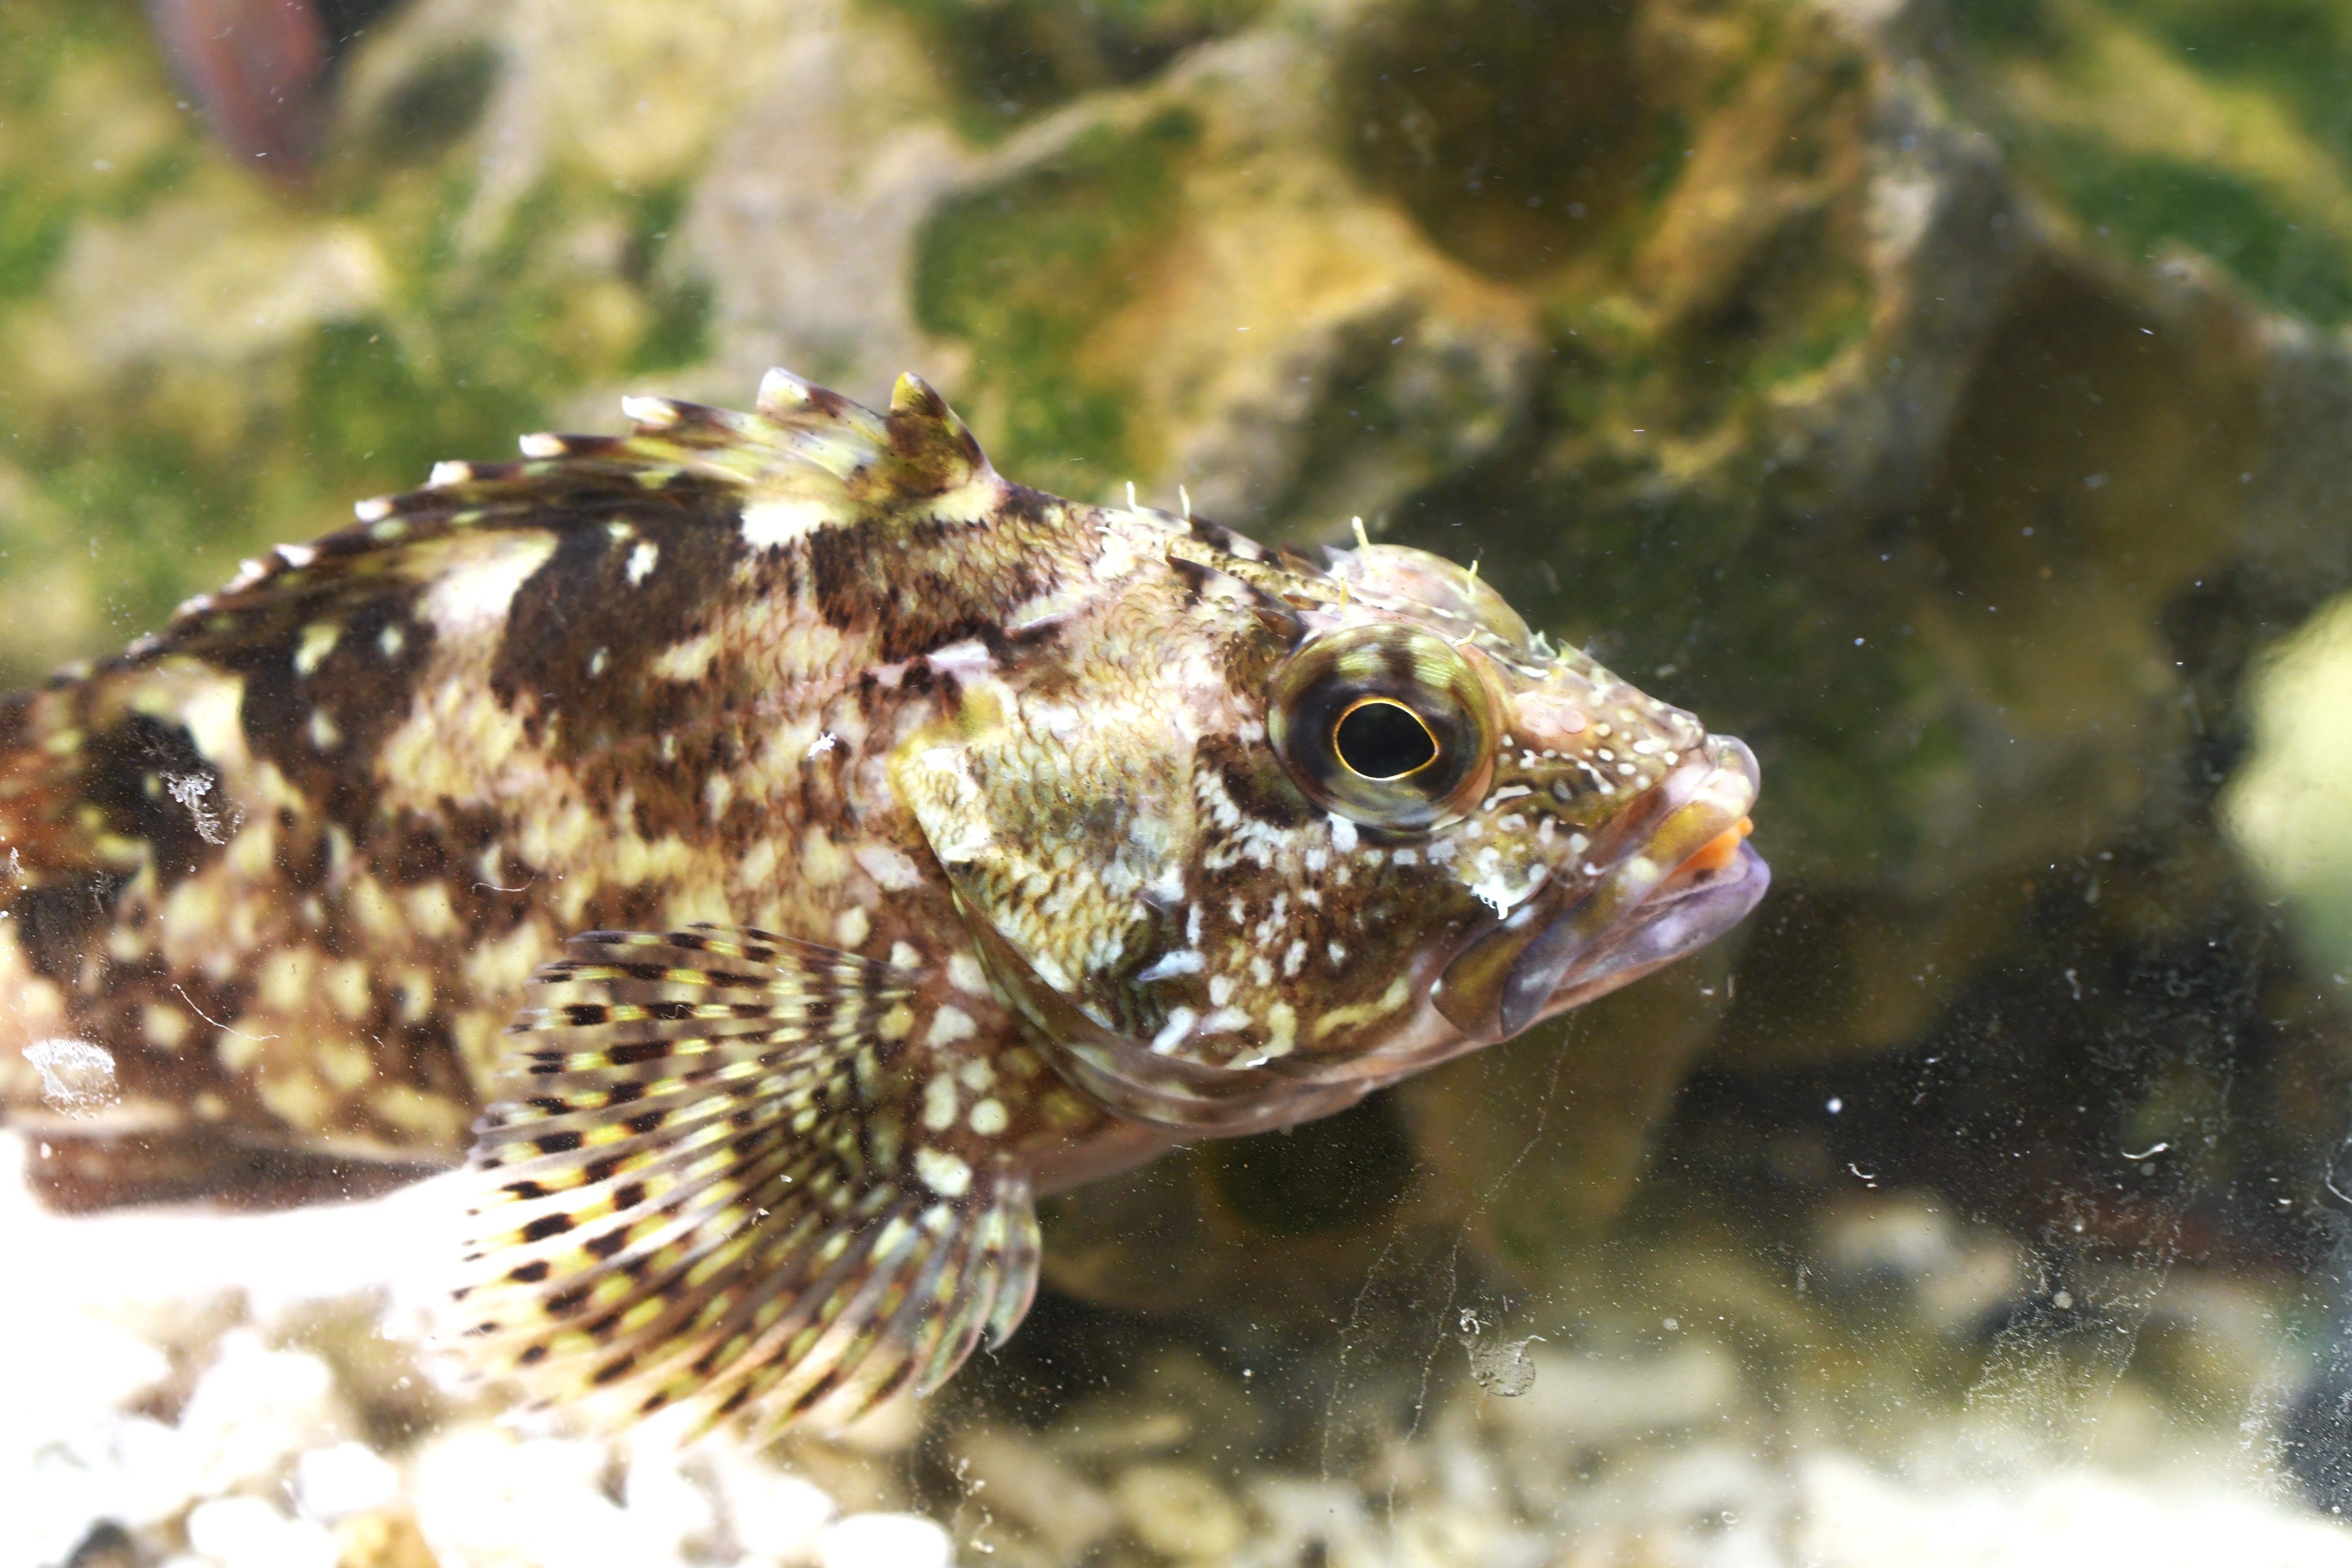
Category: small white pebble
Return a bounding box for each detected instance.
[295,1442,397,1522]
[818,1511,953,1568]
[185,1495,336,1568]
[722,1465,835,1557]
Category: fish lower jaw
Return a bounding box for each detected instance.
[1431,736,1767,1044]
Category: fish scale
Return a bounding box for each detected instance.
[0,367,1764,1437]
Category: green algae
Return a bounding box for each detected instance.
[0,0,714,683]
[1343,0,1695,282]
[2043,139,2352,321]
[912,106,1199,489]
[876,0,1267,139]
[1950,0,2352,322]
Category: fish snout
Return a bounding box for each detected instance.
[1432,735,1768,1043]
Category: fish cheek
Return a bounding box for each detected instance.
[891,714,1202,1067]
[1201,732,1313,833]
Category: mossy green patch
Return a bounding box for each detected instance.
[359,38,504,167]
[875,0,1266,139]
[0,146,720,674]
[1951,0,2066,52]
[2101,0,2352,166]
[0,178,76,303]
[2036,136,2352,321]
[0,0,195,299]
[1344,0,1690,281]
[913,106,1198,486]
[1950,0,2352,324]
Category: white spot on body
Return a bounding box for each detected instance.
[421,532,558,639]
[651,632,720,684]
[308,708,342,751]
[1137,949,1204,983]
[377,623,405,659]
[948,952,989,995]
[853,843,925,892]
[293,621,340,677]
[926,1005,977,1047]
[914,1146,972,1198]
[922,1074,959,1132]
[143,1004,190,1051]
[925,640,997,681]
[1265,1002,1297,1057]
[626,540,660,585]
[1328,814,1359,854]
[834,907,871,949]
[1150,1007,1198,1054]
[968,1098,1009,1137]
[739,495,835,550]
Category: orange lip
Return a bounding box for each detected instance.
[1676,816,1753,875]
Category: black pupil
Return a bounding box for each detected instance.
[1334,700,1438,779]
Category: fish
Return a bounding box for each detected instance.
[0,368,1767,1437]
[145,0,333,180]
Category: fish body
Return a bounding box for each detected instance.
[0,370,1765,1434]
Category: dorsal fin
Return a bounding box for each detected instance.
[0,370,1001,889]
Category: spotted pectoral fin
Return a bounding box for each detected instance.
[450,923,1041,1441]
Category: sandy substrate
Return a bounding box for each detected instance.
[8,1128,2352,1568]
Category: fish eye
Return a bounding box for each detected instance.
[1268,623,1498,830]
[1333,699,1438,780]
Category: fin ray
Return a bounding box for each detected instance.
[453,923,1040,1440]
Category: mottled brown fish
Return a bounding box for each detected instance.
[0,370,1765,1437]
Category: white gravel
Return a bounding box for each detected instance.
[7,1130,2352,1567]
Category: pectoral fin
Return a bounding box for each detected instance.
[452,924,1041,1440]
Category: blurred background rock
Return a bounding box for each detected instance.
[13,0,2352,1560]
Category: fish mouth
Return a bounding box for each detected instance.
[1432,735,1769,1044]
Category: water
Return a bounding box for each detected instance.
[9,0,2352,1564]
